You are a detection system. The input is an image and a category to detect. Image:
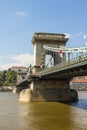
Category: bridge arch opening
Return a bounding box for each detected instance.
[45,54,53,68]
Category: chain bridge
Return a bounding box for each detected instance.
[17,32,87,102]
[38,45,87,79]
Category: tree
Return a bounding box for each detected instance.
[4,69,17,86]
[0,72,4,86]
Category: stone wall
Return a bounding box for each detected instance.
[72,82,87,91]
[19,79,78,102]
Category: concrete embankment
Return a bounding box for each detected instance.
[0,86,13,92]
[71,82,87,91]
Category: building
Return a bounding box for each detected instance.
[10,66,28,73]
[71,76,87,91]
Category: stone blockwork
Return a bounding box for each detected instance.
[19,88,32,102]
[72,82,87,91]
[32,33,68,73]
[19,79,78,102]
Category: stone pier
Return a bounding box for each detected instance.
[19,78,78,102]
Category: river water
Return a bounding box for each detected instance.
[0,92,87,130]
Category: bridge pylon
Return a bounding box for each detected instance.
[32,32,68,73]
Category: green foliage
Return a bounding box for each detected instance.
[4,69,17,86]
[0,72,4,86]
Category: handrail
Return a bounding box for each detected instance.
[38,53,87,76]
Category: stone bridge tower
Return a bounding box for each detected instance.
[32,32,68,73]
[18,33,78,102]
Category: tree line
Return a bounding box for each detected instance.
[0,69,17,86]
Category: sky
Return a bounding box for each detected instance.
[0,0,87,70]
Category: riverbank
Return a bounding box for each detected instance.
[71,82,87,91]
[0,86,13,92]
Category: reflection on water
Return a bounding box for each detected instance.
[0,92,87,130]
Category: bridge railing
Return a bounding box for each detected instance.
[38,53,87,76]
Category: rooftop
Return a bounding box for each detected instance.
[11,66,27,69]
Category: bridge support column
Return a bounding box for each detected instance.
[19,78,78,102]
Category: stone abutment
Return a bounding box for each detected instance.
[19,78,78,102]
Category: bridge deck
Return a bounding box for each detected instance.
[38,54,87,79]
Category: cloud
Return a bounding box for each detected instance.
[64,33,71,38]
[16,11,27,16]
[75,32,82,36]
[66,32,84,41]
[0,56,3,60]
[71,32,83,38]
[0,63,23,71]
[83,35,87,39]
[11,53,34,64]
[0,53,34,71]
